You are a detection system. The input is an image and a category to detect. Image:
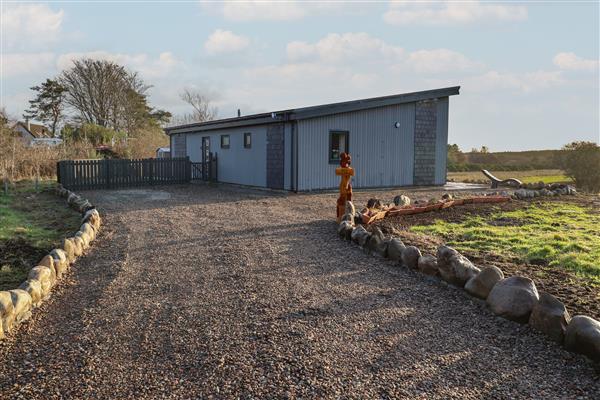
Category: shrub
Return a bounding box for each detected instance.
[561,141,600,192]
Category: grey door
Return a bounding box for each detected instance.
[202,137,210,180]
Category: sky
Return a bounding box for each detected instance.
[1,0,599,151]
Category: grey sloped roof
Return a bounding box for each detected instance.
[165,86,460,135]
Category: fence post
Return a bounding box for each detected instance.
[56,161,61,186]
[104,159,111,189]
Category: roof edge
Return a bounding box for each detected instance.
[165,86,460,135]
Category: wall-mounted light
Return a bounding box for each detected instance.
[394,122,401,128]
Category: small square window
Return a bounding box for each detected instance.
[244,132,252,149]
[329,130,349,164]
[221,135,230,149]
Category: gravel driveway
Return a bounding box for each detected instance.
[1,184,598,398]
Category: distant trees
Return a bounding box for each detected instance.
[167,88,218,126]
[58,58,169,132]
[23,79,66,136]
[560,141,600,192]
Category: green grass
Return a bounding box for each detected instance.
[0,181,81,290]
[448,169,573,184]
[410,202,600,284]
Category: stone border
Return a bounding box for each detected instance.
[0,185,102,339]
[337,195,600,364]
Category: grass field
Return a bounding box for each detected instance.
[0,181,81,290]
[448,169,572,184]
[410,201,600,284]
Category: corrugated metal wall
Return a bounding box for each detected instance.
[296,103,416,190]
[185,125,269,187]
[435,97,449,185]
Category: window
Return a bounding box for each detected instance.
[244,132,252,148]
[221,135,230,149]
[329,130,349,163]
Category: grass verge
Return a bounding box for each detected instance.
[0,181,81,290]
[448,169,573,184]
[410,201,600,285]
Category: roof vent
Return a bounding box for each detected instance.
[237,109,241,117]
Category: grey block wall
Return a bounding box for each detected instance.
[266,123,285,189]
[413,100,438,186]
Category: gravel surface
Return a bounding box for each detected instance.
[1,184,598,398]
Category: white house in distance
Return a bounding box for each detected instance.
[13,121,63,147]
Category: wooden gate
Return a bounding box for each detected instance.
[57,157,192,190]
[190,153,218,182]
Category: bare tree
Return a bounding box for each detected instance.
[59,58,152,132]
[179,88,218,123]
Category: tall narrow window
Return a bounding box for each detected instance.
[244,132,252,148]
[329,130,349,163]
[221,135,230,149]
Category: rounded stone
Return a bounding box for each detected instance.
[529,292,570,344]
[564,315,600,362]
[465,266,504,299]
[402,246,421,269]
[486,276,539,323]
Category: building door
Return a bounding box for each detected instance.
[202,136,210,180]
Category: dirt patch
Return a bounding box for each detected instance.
[369,195,600,319]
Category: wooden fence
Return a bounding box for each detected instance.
[57,157,192,190]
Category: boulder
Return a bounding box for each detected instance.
[341,213,354,224]
[366,227,387,257]
[386,238,405,261]
[464,266,504,299]
[81,222,96,241]
[441,193,453,201]
[72,236,84,257]
[566,185,577,195]
[486,276,539,323]
[345,201,356,216]
[0,291,15,337]
[76,230,90,249]
[62,238,76,262]
[417,255,438,276]
[529,292,571,343]
[436,246,480,287]
[564,315,600,362]
[50,248,69,278]
[393,195,411,207]
[67,192,80,206]
[9,289,32,325]
[28,266,53,298]
[337,221,354,240]
[402,246,421,269]
[39,255,54,271]
[82,208,101,230]
[367,198,382,209]
[19,279,43,307]
[351,226,371,247]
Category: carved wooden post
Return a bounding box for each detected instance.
[335,152,354,223]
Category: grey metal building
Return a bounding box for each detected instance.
[166,86,459,191]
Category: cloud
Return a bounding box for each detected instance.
[1,4,64,49]
[1,53,56,78]
[383,1,528,26]
[406,49,484,74]
[204,30,250,55]
[56,51,183,78]
[553,52,599,71]
[286,32,480,75]
[287,32,404,64]
[203,1,352,21]
[431,70,565,93]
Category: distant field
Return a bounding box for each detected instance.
[448,169,573,184]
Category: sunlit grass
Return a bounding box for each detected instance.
[448,169,573,184]
[411,202,600,284]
